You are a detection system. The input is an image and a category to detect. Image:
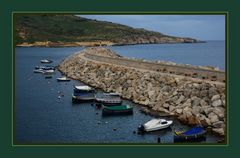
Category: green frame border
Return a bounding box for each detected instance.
[12,11,228,147]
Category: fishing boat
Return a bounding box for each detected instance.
[57,76,71,82]
[33,69,44,73]
[95,92,122,106]
[35,65,55,70]
[40,59,53,63]
[72,85,95,103]
[174,126,206,142]
[138,118,173,133]
[43,69,55,73]
[102,104,133,116]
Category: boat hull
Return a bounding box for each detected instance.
[95,99,122,106]
[102,106,133,116]
[144,124,171,132]
[174,127,206,142]
[57,78,71,82]
[174,134,206,142]
[72,96,95,103]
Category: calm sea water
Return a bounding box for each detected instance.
[109,41,225,70]
[16,42,224,144]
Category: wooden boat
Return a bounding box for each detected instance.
[72,86,95,103]
[174,126,206,142]
[102,105,133,116]
[95,92,122,106]
[138,118,173,133]
[40,59,53,63]
[57,76,71,82]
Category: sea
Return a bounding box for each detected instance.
[15,41,224,144]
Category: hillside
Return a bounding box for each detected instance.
[15,14,199,47]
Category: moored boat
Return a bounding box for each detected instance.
[33,69,44,73]
[57,76,71,82]
[102,104,133,116]
[138,118,173,133]
[174,126,206,142]
[95,92,122,106]
[43,69,55,73]
[72,85,95,103]
[40,59,53,63]
[35,65,55,70]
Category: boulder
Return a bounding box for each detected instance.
[203,107,214,115]
[175,108,183,114]
[163,103,170,108]
[200,99,208,106]
[212,121,224,128]
[212,128,225,136]
[208,112,219,123]
[191,96,201,106]
[211,94,221,102]
[192,106,201,115]
[212,99,223,107]
[175,95,185,105]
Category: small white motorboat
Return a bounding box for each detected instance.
[40,59,53,63]
[43,69,55,73]
[57,76,71,82]
[138,118,173,132]
[33,69,44,73]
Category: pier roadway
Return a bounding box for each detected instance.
[83,53,225,84]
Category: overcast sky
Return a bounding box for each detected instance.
[79,15,225,41]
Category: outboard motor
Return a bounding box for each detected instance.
[137,125,145,134]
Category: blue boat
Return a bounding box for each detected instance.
[174,126,206,142]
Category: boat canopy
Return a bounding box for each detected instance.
[74,85,93,91]
[181,127,205,135]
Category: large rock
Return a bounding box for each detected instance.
[212,121,224,128]
[203,107,214,115]
[175,95,185,105]
[211,94,221,102]
[212,99,223,107]
[212,128,225,136]
[208,112,219,123]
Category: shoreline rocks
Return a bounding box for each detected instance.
[58,47,226,136]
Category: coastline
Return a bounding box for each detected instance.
[16,40,204,48]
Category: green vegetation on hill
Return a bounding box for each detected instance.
[15,14,198,45]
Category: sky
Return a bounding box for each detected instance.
[79,15,225,41]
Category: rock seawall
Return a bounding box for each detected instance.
[58,48,226,136]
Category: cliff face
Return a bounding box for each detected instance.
[58,48,225,136]
[15,15,199,47]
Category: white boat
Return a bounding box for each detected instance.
[43,69,54,73]
[57,76,70,82]
[33,69,44,73]
[40,59,53,63]
[138,118,173,132]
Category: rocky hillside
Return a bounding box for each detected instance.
[15,14,199,46]
[58,48,225,136]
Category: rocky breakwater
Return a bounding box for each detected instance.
[58,47,226,136]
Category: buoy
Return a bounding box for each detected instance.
[58,96,61,99]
